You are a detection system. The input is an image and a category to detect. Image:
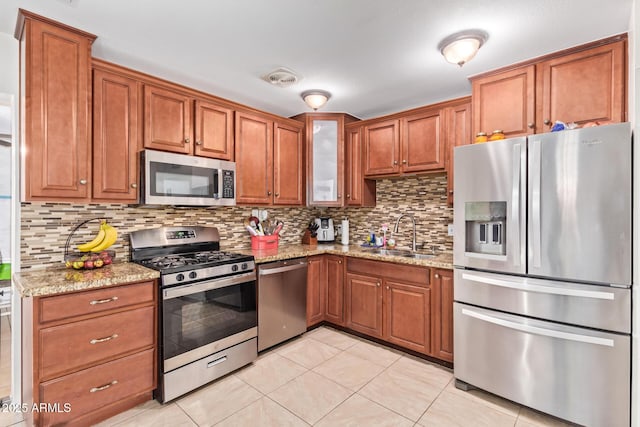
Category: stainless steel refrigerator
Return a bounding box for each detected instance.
[453,122,632,427]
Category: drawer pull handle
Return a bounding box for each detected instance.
[90,296,118,305]
[90,334,118,344]
[207,356,227,368]
[90,380,118,393]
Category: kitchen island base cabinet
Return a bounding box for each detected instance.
[22,280,157,427]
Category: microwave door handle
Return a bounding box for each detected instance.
[215,169,222,199]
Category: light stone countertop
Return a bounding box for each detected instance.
[237,244,453,270]
[13,262,160,297]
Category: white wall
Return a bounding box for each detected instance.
[0,31,20,405]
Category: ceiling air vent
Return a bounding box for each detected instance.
[261,68,301,88]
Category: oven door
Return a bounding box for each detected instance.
[142,149,236,206]
[161,271,256,372]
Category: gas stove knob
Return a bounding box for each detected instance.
[231,265,239,272]
[241,263,248,270]
[176,273,185,282]
[189,271,197,279]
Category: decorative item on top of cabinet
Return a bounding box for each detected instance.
[235,111,304,205]
[345,124,376,207]
[431,268,453,362]
[92,61,143,202]
[291,113,359,207]
[471,34,627,138]
[22,280,157,426]
[16,9,96,202]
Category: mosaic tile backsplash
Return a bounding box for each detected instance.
[20,174,452,270]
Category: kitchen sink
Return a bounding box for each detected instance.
[363,248,436,259]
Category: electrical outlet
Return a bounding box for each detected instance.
[448,224,454,236]
[336,225,343,236]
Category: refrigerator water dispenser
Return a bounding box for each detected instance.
[465,201,507,256]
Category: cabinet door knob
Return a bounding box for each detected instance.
[544,119,551,126]
[386,286,390,290]
[449,190,454,194]
[337,193,341,199]
[196,140,203,145]
[267,191,272,196]
[527,122,535,129]
[79,179,87,185]
[435,273,440,278]
[275,192,279,197]
[185,138,190,144]
[377,282,381,287]
[130,183,137,189]
[393,160,398,165]
[346,194,351,199]
[402,159,407,164]
[338,260,342,264]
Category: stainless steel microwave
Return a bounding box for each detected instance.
[140,149,236,206]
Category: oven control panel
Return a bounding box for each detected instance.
[165,230,197,240]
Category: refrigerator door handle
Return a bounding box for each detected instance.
[531,140,542,267]
[511,143,521,266]
[460,272,616,300]
[460,308,614,347]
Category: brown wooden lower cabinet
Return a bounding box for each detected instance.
[385,280,430,354]
[23,280,158,426]
[431,268,454,362]
[325,255,345,325]
[345,273,383,338]
[306,255,325,327]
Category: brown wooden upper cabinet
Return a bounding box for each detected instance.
[471,36,627,138]
[364,108,445,178]
[17,10,96,201]
[345,124,376,207]
[92,63,142,202]
[235,112,304,205]
[444,101,472,207]
[144,84,234,160]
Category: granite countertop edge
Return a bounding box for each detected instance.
[13,262,160,298]
[238,244,454,270]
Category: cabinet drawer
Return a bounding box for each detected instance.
[40,305,155,380]
[347,258,429,286]
[39,281,155,324]
[40,348,154,426]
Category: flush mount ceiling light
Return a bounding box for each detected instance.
[438,30,488,67]
[301,90,331,110]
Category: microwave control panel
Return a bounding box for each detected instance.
[222,170,234,199]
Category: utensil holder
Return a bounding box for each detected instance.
[251,235,279,250]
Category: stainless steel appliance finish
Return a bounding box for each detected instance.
[257,258,308,351]
[454,303,630,427]
[314,217,335,242]
[163,337,257,402]
[452,123,632,427]
[141,149,236,206]
[129,226,257,403]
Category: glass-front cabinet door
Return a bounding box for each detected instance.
[306,114,344,206]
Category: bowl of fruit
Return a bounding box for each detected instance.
[64,218,118,270]
[65,250,115,270]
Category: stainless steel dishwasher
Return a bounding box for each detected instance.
[257,258,308,351]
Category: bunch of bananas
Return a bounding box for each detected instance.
[77,221,118,252]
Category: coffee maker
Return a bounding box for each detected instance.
[314,217,335,243]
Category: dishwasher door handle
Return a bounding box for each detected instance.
[259,262,308,276]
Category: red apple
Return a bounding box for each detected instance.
[103,257,112,265]
[84,261,94,269]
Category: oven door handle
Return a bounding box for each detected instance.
[163,271,256,300]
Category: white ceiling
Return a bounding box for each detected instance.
[0,0,633,119]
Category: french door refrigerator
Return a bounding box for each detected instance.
[453,122,632,427]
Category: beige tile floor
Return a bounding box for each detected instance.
[96,326,574,427]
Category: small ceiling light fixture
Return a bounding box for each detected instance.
[301,90,331,110]
[438,30,488,67]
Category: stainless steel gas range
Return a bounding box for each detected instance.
[130,226,257,402]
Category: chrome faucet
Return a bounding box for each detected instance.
[393,214,417,252]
